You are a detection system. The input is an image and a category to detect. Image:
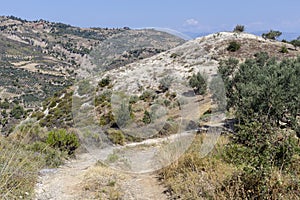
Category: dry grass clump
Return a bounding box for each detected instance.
[79,162,128,199]
[0,120,79,199]
[0,136,42,199]
[159,134,236,199]
[160,133,300,199]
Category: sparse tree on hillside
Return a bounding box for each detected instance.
[189,72,207,95]
[290,36,300,48]
[262,30,282,40]
[233,25,245,33]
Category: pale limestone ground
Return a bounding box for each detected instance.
[34,139,178,200]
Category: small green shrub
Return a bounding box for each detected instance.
[27,141,65,167]
[170,53,179,59]
[188,72,207,95]
[139,90,155,101]
[95,90,112,107]
[262,30,282,40]
[10,104,26,119]
[280,45,288,53]
[106,129,125,145]
[31,111,45,120]
[0,99,10,109]
[46,129,80,155]
[233,24,245,32]
[129,95,139,104]
[142,110,151,124]
[99,111,114,126]
[98,76,111,87]
[227,41,241,52]
[163,99,171,107]
[1,110,8,118]
[159,76,173,92]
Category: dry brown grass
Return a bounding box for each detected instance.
[78,162,127,199]
[159,134,236,199]
[159,133,300,199]
[0,135,43,199]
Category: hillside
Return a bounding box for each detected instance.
[35,31,300,130]
[28,31,299,171]
[1,18,299,199]
[26,30,300,140]
[30,31,300,199]
[0,16,185,134]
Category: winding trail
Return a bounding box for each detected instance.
[34,153,167,200]
[34,131,196,200]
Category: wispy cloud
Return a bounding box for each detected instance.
[180,18,212,32]
[184,18,199,26]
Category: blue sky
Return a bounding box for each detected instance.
[1,0,300,33]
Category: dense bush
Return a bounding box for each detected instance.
[0,121,74,198]
[28,141,66,167]
[0,99,10,109]
[188,72,207,95]
[46,129,80,155]
[220,56,300,129]
[227,41,241,52]
[106,129,125,145]
[290,37,300,47]
[262,30,282,40]
[217,55,300,198]
[98,76,111,87]
[10,104,26,119]
[142,110,151,124]
[161,56,300,199]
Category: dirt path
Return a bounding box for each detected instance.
[34,153,96,200]
[34,151,168,200]
[34,132,196,200]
